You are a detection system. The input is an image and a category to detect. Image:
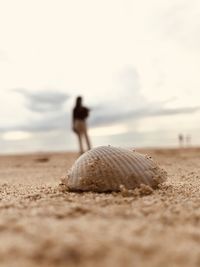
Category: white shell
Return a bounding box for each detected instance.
[66,146,167,192]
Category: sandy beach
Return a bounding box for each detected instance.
[0,148,200,267]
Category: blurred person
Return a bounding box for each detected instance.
[178,133,184,148]
[72,96,91,154]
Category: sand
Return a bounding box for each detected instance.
[0,148,200,267]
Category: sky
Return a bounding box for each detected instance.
[0,0,200,153]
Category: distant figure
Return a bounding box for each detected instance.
[186,134,191,147]
[72,96,91,154]
[178,133,184,148]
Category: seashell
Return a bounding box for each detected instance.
[65,146,167,192]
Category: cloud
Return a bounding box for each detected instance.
[90,67,200,126]
[0,89,71,134]
[1,89,70,133]
[90,103,200,127]
[1,68,199,135]
[17,113,67,132]
[13,89,70,113]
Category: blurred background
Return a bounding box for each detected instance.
[0,0,200,154]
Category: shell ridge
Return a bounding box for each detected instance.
[119,151,149,187]
[68,164,78,187]
[69,152,93,189]
[127,153,153,186]
[105,146,137,186]
[100,147,148,189]
[99,146,125,189]
[116,150,138,187]
[73,154,86,186]
[105,147,133,187]
[131,153,164,187]
[78,153,91,187]
[92,148,114,190]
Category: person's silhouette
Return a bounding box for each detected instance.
[72,96,91,154]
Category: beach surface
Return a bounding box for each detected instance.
[0,148,200,267]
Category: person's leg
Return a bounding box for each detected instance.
[77,133,84,154]
[82,126,91,151]
[74,120,84,154]
[82,121,91,151]
[84,131,91,150]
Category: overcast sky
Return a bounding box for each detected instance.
[0,0,200,153]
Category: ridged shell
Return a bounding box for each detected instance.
[66,146,167,192]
